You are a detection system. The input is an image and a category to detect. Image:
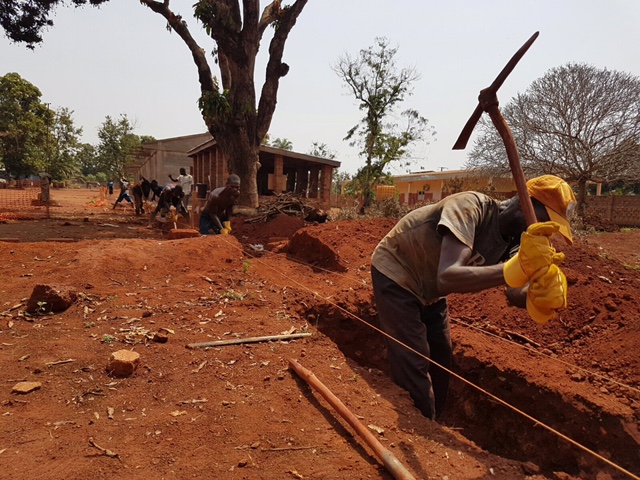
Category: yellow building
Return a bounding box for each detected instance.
[378,170,518,205]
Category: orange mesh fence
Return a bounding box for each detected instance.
[0,182,49,221]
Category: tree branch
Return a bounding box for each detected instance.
[256,0,308,141]
[140,0,217,94]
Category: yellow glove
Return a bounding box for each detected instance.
[223,221,231,233]
[526,264,567,324]
[503,222,565,288]
[220,228,229,235]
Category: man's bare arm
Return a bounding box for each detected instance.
[436,232,506,296]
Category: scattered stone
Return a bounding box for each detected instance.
[12,381,42,394]
[152,332,169,343]
[522,461,540,474]
[569,373,585,382]
[106,350,140,377]
[26,284,78,314]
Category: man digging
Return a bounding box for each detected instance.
[371,174,576,420]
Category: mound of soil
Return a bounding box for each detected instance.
[0,189,638,480]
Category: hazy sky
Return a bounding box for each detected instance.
[2,1,639,174]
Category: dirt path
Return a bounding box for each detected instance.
[0,188,638,480]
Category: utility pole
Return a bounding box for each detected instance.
[43,103,52,219]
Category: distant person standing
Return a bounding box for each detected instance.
[169,168,194,210]
[107,180,114,196]
[113,178,133,209]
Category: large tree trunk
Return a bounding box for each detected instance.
[141,0,308,210]
[215,132,260,209]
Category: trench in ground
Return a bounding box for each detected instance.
[300,300,639,480]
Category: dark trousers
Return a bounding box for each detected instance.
[371,266,452,419]
[199,212,220,235]
[114,192,132,205]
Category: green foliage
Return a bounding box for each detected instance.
[344,163,394,204]
[0,73,88,181]
[242,260,251,275]
[77,143,99,176]
[308,141,337,159]
[0,72,51,177]
[198,90,230,122]
[334,37,435,208]
[47,107,84,180]
[95,114,144,179]
[35,300,49,315]
[269,137,293,150]
[0,0,110,48]
[331,169,352,195]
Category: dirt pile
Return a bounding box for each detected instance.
[280,220,640,478]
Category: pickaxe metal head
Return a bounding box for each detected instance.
[452,31,540,226]
[452,31,539,151]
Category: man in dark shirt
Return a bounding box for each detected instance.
[199,175,241,235]
[371,175,576,419]
[148,184,185,227]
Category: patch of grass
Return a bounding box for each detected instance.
[101,334,116,344]
[35,301,50,315]
[242,260,252,275]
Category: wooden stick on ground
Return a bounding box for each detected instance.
[186,332,311,349]
[288,358,416,480]
[45,358,75,367]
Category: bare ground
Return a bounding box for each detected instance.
[0,188,638,480]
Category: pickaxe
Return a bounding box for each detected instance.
[453,31,539,226]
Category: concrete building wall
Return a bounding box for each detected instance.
[128,133,211,184]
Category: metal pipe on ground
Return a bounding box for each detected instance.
[288,358,417,480]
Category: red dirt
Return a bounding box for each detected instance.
[0,189,638,480]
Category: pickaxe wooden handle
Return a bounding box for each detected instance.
[453,32,539,226]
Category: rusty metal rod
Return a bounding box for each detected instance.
[288,358,416,480]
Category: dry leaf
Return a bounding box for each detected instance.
[368,424,384,435]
